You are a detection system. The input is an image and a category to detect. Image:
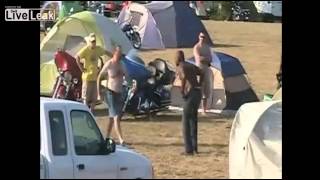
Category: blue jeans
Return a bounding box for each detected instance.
[182,88,202,153]
[104,89,123,117]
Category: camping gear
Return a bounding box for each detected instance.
[117,1,213,49]
[229,100,282,179]
[52,50,82,101]
[40,11,133,96]
[171,52,259,112]
[121,55,175,118]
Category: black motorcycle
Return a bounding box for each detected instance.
[120,20,142,49]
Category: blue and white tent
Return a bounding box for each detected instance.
[172,52,259,111]
[117,1,213,49]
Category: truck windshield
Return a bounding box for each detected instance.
[71,110,106,155]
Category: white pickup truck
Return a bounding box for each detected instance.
[40,97,153,179]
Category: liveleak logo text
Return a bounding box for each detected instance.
[5,8,56,21]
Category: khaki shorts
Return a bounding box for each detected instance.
[201,66,213,99]
[82,81,97,105]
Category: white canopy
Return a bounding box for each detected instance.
[229,100,282,179]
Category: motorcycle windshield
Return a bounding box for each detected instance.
[54,51,82,78]
[122,55,151,83]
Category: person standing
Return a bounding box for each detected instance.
[76,33,112,111]
[97,46,127,146]
[175,50,203,155]
[193,32,213,115]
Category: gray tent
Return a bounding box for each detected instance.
[117,1,213,49]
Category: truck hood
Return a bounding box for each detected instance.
[114,145,153,179]
[116,145,151,163]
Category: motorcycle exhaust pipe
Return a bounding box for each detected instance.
[52,77,62,98]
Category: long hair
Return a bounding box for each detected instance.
[175,50,185,66]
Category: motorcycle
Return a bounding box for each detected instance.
[86,1,104,15]
[231,2,250,21]
[87,1,122,17]
[52,49,174,118]
[121,55,175,119]
[120,19,142,49]
[52,50,83,101]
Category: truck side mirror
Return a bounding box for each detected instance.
[105,138,116,153]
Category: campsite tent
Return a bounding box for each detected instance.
[117,1,213,49]
[171,52,259,112]
[229,100,282,178]
[40,11,133,96]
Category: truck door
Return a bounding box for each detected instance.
[45,108,74,178]
[68,110,119,179]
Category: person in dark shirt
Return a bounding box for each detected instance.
[175,50,203,155]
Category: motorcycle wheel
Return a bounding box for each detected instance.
[132,32,141,49]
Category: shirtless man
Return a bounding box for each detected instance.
[193,32,213,115]
[97,46,127,146]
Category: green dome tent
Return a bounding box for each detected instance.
[40,11,133,96]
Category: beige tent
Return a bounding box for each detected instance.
[229,100,282,179]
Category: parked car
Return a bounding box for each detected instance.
[40,97,153,179]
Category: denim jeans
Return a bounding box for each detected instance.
[104,88,123,118]
[182,88,202,153]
